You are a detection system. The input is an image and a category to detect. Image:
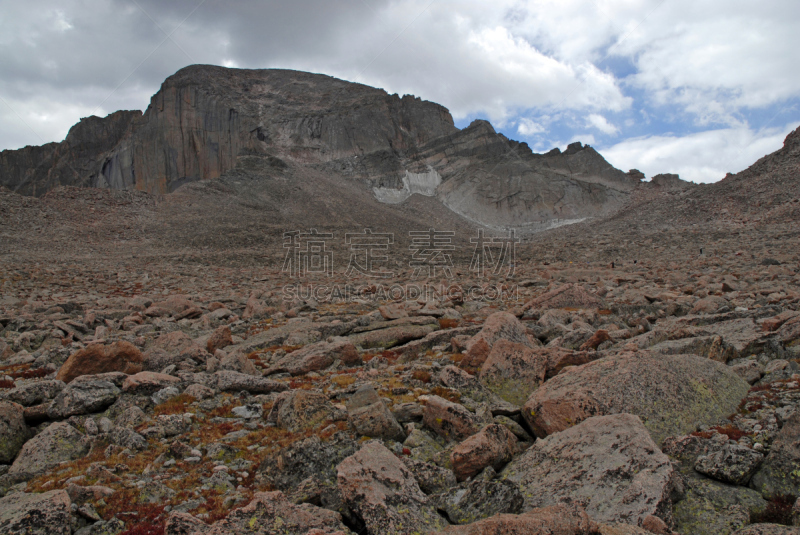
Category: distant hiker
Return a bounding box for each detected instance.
[611,262,615,269]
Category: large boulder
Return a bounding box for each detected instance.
[346,384,405,442]
[751,411,800,499]
[423,395,480,442]
[462,312,535,369]
[671,471,767,535]
[0,400,28,463]
[9,422,89,475]
[430,503,599,535]
[451,423,516,481]
[265,339,361,376]
[56,341,142,383]
[168,491,349,534]
[479,340,547,406]
[434,477,523,524]
[348,323,438,350]
[1,380,65,407]
[694,442,764,485]
[337,441,448,534]
[121,371,180,395]
[257,433,358,492]
[206,325,233,354]
[502,414,677,527]
[47,376,121,418]
[143,331,204,371]
[438,365,519,415]
[0,489,72,535]
[523,352,749,445]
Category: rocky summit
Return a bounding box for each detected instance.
[0,65,800,535]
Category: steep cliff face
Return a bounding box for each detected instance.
[0,110,141,196]
[0,64,639,230]
[122,65,457,193]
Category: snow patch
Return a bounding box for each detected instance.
[373,167,441,204]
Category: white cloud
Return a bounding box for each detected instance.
[587,113,619,135]
[0,0,799,184]
[600,123,795,183]
[517,118,545,136]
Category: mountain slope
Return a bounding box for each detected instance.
[0,65,637,230]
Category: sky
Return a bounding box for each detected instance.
[1,0,799,183]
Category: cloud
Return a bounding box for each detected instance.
[600,123,795,183]
[587,114,619,135]
[517,118,545,136]
[0,0,799,185]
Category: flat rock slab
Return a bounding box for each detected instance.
[502,413,676,527]
[213,371,288,394]
[348,323,438,350]
[430,503,599,535]
[523,351,749,445]
[0,489,71,535]
[265,339,360,376]
[169,490,349,534]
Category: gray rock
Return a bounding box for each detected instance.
[9,422,89,475]
[433,477,523,524]
[151,386,181,405]
[438,365,519,415]
[1,380,65,406]
[0,489,72,534]
[47,377,120,419]
[392,402,423,423]
[403,458,457,495]
[524,352,750,445]
[347,384,405,442]
[751,411,800,499]
[109,426,147,451]
[673,471,767,535]
[231,404,262,419]
[694,442,764,485]
[114,405,146,428]
[337,441,448,534]
[0,401,28,463]
[257,433,358,491]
